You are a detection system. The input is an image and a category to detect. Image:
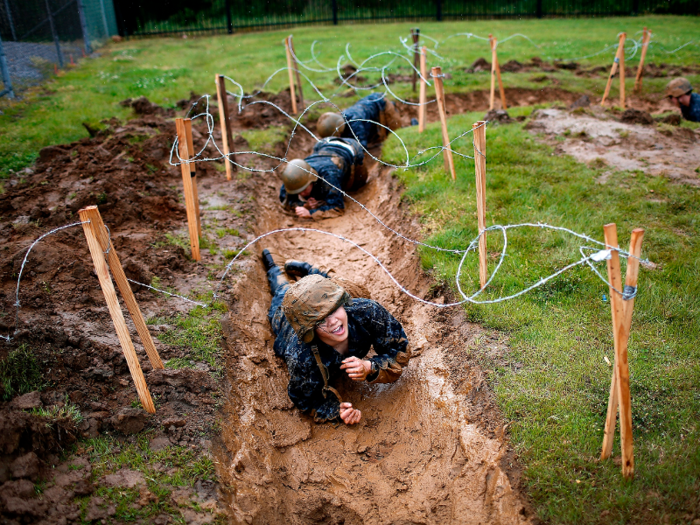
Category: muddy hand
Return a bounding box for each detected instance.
[306,197,320,209]
[295,206,311,218]
[341,356,371,381]
[339,402,362,425]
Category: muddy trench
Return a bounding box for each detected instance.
[215,119,533,523]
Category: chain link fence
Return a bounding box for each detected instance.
[0,0,118,98]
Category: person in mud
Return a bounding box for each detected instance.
[666,77,700,122]
[316,93,404,149]
[278,136,367,220]
[260,248,410,425]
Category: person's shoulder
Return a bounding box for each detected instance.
[347,297,383,315]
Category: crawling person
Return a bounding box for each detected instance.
[261,249,410,425]
[316,93,406,148]
[666,78,700,122]
[278,136,366,220]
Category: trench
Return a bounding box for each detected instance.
[213,122,533,523]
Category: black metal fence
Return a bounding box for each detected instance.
[118,0,698,38]
[0,0,118,97]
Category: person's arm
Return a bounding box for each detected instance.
[308,166,345,220]
[286,353,341,423]
[363,301,410,384]
[279,185,303,211]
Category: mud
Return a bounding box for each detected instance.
[525,107,700,186]
[216,132,533,522]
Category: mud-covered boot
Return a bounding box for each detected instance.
[261,248,290,295]
[284,260,329,279]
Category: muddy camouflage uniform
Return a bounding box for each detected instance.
[340,93,402,148]
[266,267,410,423]
[681,93,700,122]
[279,137,366,220]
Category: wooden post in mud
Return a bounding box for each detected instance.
[175,118,201,261]
[288,35,305,110]
[472,121,487,289]
[419,46,427,132]
[599,224,643,479]
[431,66,456,181]
[78,206,157,414]
[411,28,420,92]
[284,36,299,115]
[183,119,202,238]
[634,28,651,93]
[602,33,626,107]
[215,74,236,181]
[489,35,507,111]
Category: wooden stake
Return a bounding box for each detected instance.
[634,28,650,93]
[184,119,202,238]
[284,36,298,115]
[473,122,487,289]
[490,37,507,110]
[432,66,455,181]
[411,28,420,92]
[419,46,427,132]
[489,34,496,110]
[288,35,305,110]
[79,206,164,371]
[619,33,626,109]
[600,224,640,479]
[175,118,201,261]
[215,74,236,181]
[78,208,156,414]
[602,33,626,106]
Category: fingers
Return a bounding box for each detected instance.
[340,407,362,425]
[340,402,353,409]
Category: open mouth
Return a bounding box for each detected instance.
[331,324,345,336]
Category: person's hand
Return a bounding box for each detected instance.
[295,206,311,218]
[341,357,372,382]
[339,402,362,425]
[306,197,320,209]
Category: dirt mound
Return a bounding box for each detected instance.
[620,108,655,126]
[484,109,514,125]
[526,107,700,186]
[470,57,491,72]
[570,94,591,109]
[501,59,525,72]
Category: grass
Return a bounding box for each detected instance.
[2,16,699,178]
[240,125,287,154]
[383,107,700,524]
[70,434,223,524]
[0,344,46,400]
[31,401,84,424]
[147,297,226,370]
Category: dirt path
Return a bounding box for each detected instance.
[215,136,533,523]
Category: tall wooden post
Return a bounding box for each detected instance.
[288,35,305,110]
[215,74,236,181]
[79,206,157,414]
[418,46,427,132]
[602,33,626,107]
[599,224,642,479]
[489,36,507,110]
[634,28,651,93]
[411,28,420,92]
[175,118,201,261]
[284,36,299,115]
[432,66,455,181]
[473,122,487,289]
[184,119,202,238]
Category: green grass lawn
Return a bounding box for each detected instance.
[1,15,699,177]
[383,107,700,524]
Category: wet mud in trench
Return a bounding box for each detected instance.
[216,145,533,523]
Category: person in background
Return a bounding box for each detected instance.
[666,77,700,122]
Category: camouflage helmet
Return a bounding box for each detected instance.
[282,274,351,343]
[317,112,346,138]
[666,77,692,98]
[279,159,317,195]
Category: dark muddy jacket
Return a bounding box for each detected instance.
[681,93,700,123]
[269,294,410,423]
[341,93,387,148]
[279,137,364,220]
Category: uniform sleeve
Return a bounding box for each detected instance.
[279,185,302,211]
[364,302,410,384]
[309,165,345,218]
[286,352,341,423]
